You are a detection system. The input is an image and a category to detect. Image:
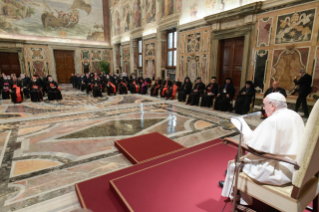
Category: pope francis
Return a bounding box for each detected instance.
[221,93,305,204]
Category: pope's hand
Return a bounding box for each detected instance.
[226,94,229,98]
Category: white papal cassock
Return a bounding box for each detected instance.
[221,108,305,201]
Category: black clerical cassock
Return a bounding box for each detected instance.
[201,78,218,107]
[92,78,103,97]
[10,80,24,103]
[166,81,182,100]
[178,77,193,102]
[29,76,43,102]
[160,79,173,98]
[234,81,255,115]
[150,80,161,96]
[119,80,128,94]
[186,78,205,105]
[47,79,62,100]
[214,77,235,111]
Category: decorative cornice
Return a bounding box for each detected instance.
[143,33,157,40]
[212,24,254,40]
[112,36,122,44]
[158,13,181,32]
[178,19,208,32]
[121,41,130,46]
[204,1,262,24]
[130,28,144,40]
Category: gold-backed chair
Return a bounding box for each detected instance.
[223,99,319,212]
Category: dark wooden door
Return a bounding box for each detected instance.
[54,50,75,83]
[219,37,244,99]
[0,52,21,76]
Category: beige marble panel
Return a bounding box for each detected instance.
[19,125,50,136]
[8,155,131,202]
[194,120,213,129]
[14,160,60,176]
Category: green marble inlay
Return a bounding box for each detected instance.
[58,118,165,138]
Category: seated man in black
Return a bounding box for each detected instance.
[160,77,172,98]
[214,77,235,111]
[106,80,117,96]
[166,79,182,100]
[201,77,218,108]
[150,80,161,96]
[119,79,128,94]
[92,76,103,97]
[10,76,24,104]
[140,78,151,95]
[1,75,11,100]
[29,75,43,102]
[20,74,30,99]
[234,81,255,115]
[186,77,205,106]
[178,77,192,102]
[47,75,62,101]
[130,79,139,94]
[86,73,94,95]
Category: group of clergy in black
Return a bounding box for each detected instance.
[174,76,256,115]
[69,72,258,115]
[70,73,153,97]
[0,73,62,103]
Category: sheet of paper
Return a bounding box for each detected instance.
[231,117,252,137]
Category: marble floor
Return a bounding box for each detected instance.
[0,84,265,212]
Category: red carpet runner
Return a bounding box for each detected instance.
[110,142,235,212]
[115,132,185,164]
[76,139,232,212]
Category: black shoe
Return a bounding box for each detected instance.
[225,170,227,175]
[219,181,224,188]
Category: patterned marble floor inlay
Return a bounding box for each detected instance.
[0,84,267,212]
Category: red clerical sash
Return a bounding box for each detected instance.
[50,83,54,87]
[161,87,168,96]
[134,84,139,92]
[121,82,128,91]
[109,82,116,93]
[153,85,160,95]
[171,85,178,99]
[32,85,38,89]
[14,85,22,103]
[165,81,168,86]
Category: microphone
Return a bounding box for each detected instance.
[240,111,262,118]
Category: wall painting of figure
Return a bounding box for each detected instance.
[0,0,106,41]
[146,0,156,24]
